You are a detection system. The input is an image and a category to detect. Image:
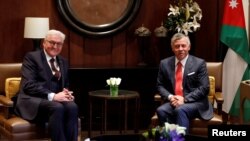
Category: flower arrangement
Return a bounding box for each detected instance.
[106,77,122,86]
[142,122,186,141]
[164,0,202,35]
[106,77,122,96]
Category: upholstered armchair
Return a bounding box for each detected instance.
[0,63,81,141]
[151,62,228,137]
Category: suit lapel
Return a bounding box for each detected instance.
[40,50,54,78]
[169,57,176,89]
[56,56,65,87]
[183,56,194,87]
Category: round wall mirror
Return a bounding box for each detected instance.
[57,0,142,38]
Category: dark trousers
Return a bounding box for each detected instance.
[37,100,78,141]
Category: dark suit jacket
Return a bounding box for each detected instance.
[157,55,213,120]
[15,50,69,120]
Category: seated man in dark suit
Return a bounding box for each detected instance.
[15,29,78,141]
[156,33,213,133]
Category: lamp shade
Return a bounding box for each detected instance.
[24,17,49,39]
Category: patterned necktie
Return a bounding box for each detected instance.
[49,58,61,80]
[175,62,183,96]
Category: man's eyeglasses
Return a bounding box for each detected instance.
[46,40,63,47]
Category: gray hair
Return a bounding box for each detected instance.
[45,29,66,41]
[171,33,190,47]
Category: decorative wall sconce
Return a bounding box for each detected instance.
[24,17,49,50]
[154,22,167,37]
[135,24,151,66]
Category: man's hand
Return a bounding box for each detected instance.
[53,88,74,102]
[170,95,184,107]
[63,88,74,100]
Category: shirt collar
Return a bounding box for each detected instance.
[44,49,56,62]
[175,55,189,67]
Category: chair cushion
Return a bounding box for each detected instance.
[5,77,21,99]
[189,114,223,136]
[0,114,81,140]
[207,62,222,92]
[0,115,48,140]
[0,63,22,95]
[0,115,38,133]
[151,113,223,127]
[208,76,215,105]
[190,114,223,128]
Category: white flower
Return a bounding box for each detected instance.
[164,122,170,131]
[176,126,186,135]
[190,18,200,31]
[168,4,180,16]
[177,22,193,35]
[164,0,202,35]
[106,77,122,86]
[163,122,186,136]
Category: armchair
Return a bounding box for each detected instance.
[0,63,81,141]
[150,62,228,136]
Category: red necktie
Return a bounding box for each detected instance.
[49,58,61,80]
[175,62,183,96]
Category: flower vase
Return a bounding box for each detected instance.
[110,85,119,96]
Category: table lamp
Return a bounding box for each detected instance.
[24,17,49,50]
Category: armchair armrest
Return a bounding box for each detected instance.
[0,95,13,119]
[154,93,163,107]
[0,95,13,107]
[154,93,161,102]
[214,92,223,115]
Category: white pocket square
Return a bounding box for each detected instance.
[187,72,195,76]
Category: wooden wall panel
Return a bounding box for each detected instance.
[84,38,112,67]
[194,0,220,61]
[69,31,85,67]
[0,0,226,67]
[126,30,140,67]
[112,32,127,67]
